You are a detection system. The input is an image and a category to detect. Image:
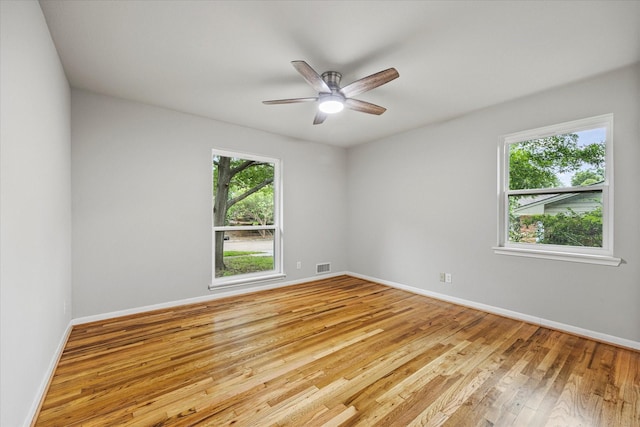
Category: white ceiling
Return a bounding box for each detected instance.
[39,1,640,148]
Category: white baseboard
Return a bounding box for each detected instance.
[71,270,640,350]
[72,272,347,326]
[347,272,640,351]
[24,322,73,427]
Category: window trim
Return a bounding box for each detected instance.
[494,114,621,266]
[210,149,285,288]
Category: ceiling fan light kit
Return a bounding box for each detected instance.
[263,60,399,125]
[318,95,344,114]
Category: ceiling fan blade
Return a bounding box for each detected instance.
[313,111,328,125]
[340,68,399,98]
[344,98,387,115]
[262,97,317,105]
[292,60,331,94]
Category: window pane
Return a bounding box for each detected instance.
[508,128,606,191]
[508,191,602,247]
[214,230,275,278]
[213,156,275,227]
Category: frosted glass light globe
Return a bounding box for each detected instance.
[318,96,344,114]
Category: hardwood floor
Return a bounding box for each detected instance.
[34,276,639,426]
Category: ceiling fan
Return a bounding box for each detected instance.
[263,60,399,125]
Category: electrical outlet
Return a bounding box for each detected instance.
[445,273,452,283]
[296,261,302,269]
[439,272,446,282]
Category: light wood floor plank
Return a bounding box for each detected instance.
[33,275,640,426]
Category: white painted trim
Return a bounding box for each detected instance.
[347,272,640,351]
[24,323,73,427]
[211,149,284,288]
[497,113,616,261]
[208,272,287,290]
[503,114,614,144]
[213,225,277,231]
[72,272,347,326]
[492,246,622,266]
[72,271,638,349]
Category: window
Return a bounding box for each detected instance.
[211,150,284,287]
[494,114,620,266]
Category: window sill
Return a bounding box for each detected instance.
[209,272,287,290]
[492,246,621,266]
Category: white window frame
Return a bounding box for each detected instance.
[493,114,621,266]
[210,149,285,288]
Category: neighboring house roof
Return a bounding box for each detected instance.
[513,181,603,216]
[514,193,575,213]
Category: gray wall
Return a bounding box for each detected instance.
[3,5,638,424]
[71,89,348,317]
[347,63,640,342]
[0,2,72,426]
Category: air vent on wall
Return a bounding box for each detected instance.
[316,263,331,274]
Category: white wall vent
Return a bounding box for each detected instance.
[316,262,331,274]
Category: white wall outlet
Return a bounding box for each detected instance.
[296,261,302,269]
[439,272,446,282]
[445,273,452,283]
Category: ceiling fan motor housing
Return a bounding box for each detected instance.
[321,71,342,92]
